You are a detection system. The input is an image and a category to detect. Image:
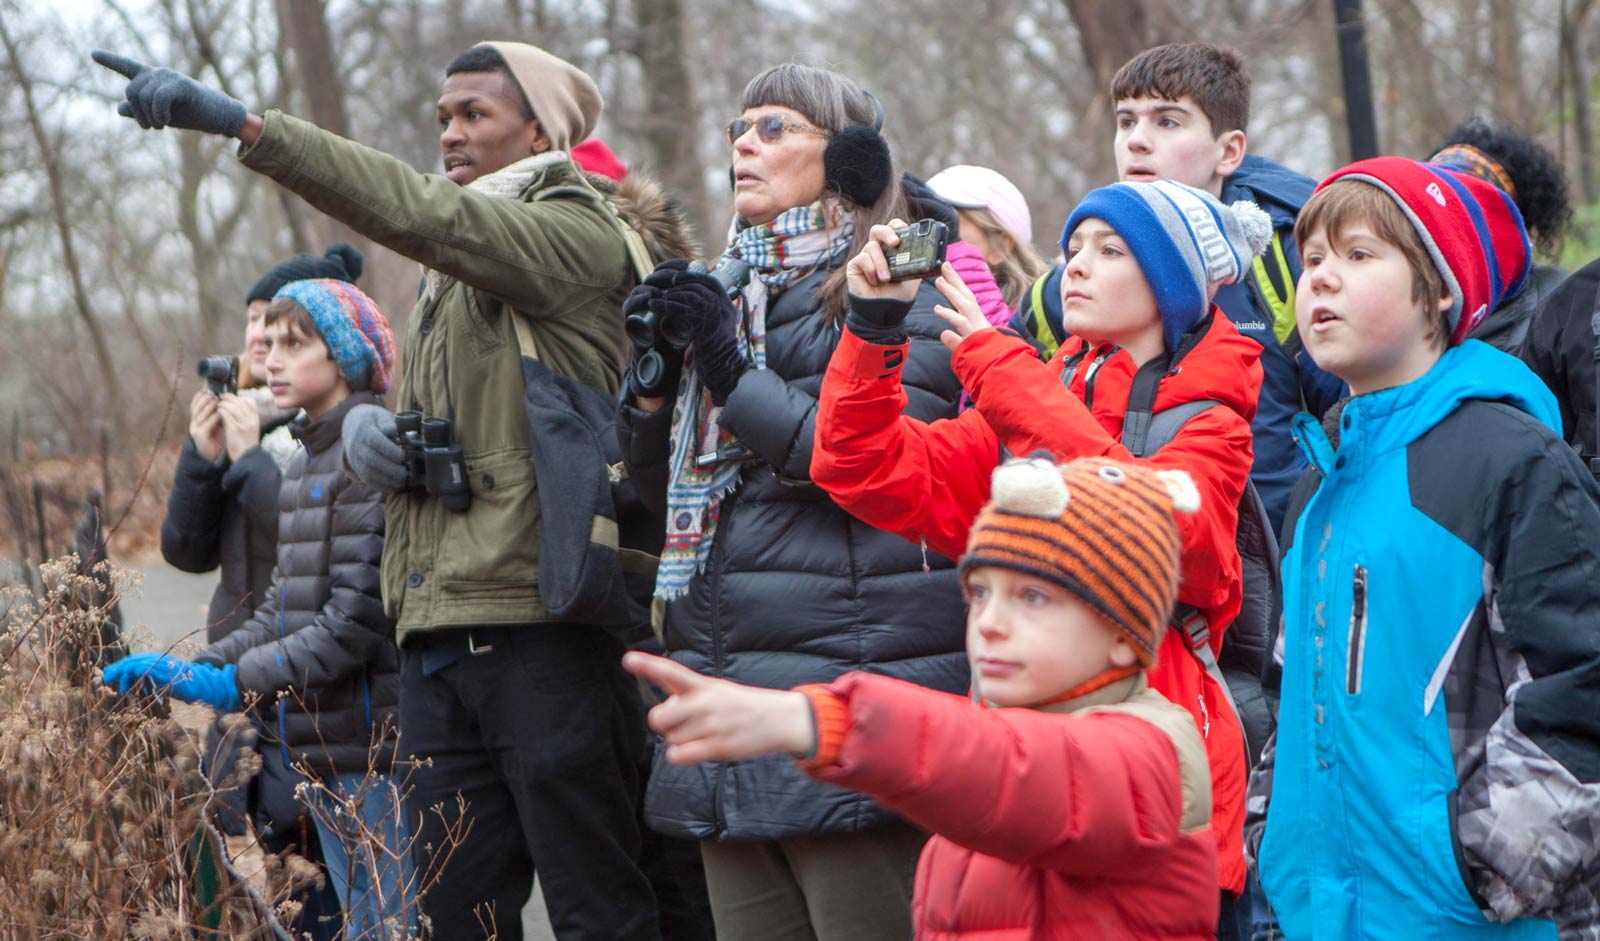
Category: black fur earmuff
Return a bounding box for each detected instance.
[823,91,891,208]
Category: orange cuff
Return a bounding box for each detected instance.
[795,684,851,770]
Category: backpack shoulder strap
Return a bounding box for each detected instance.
[1124,398,1222,458]
[533,182,656,282]
[1251,230,1298,347]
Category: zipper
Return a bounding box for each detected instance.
[707,495,733,836]
[1346,564,1368,695]
[1082,347,1115,411]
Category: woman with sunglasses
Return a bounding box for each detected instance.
[617,63,968,940]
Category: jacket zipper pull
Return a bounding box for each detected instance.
[920,535,931,577]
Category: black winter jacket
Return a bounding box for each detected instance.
[1469,261,1566,355]
[620,272,969,843]
[1522,257,1600,467]
[161,413,294,642]
[197,392,401,775]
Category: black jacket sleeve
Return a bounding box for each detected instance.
[206,475,390,696]
[160,437,227,573]
[618,399,675,518]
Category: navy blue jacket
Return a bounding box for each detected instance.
[1216,155,1345,532]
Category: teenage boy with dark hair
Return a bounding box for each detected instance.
[94,38,698,941]
[1249,157,1600,938]
[1012,41,1344,530]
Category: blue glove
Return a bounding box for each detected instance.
[170,662,243,711]
[102,652,242,710]
[103,651,180,693]
[91,51,248,136]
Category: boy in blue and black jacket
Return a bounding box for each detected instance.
[1247,157,1600,939]
[1012,42,1344,530]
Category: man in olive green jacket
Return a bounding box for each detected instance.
[95,42,699,941]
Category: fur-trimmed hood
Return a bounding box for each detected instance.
[588,168,702,265]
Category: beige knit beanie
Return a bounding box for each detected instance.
[479,41,602,153]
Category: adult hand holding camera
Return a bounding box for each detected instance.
[91,51,248,137]
[342,404,408,493]
[216,394,261,464]
[189,390,225,463]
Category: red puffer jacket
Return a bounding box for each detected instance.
[800,671,1219,940]
[811,316,1260,893]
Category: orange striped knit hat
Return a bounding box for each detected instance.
[959,456,1201,666]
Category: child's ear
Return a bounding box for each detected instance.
[1108,637,1139,669]
[1215,128,1247,179]
[1437,294,1453,314]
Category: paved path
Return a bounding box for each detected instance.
[114,559,557,941]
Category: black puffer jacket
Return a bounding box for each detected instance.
[1523,257,1600,465]
[160,408,295,642]
[1469,261,1567,355]
[621,272,969,843]
[197,392,401,775]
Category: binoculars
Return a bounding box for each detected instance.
[197,355,239,396]
[625,258,752,396]
[393,411,471,513]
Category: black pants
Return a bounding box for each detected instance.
[401,624,661,941]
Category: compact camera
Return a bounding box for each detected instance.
[196,355,239,396]
[884,219,951,282]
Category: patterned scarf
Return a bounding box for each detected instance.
[654,199,855,601]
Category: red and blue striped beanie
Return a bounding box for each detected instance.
[1315,157,1532,346]
[274,279,396,393]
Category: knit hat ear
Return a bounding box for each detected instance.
[1062,180,1271,353]
[247,244,364,304]
[1316,156,1532,345]
[273,279,397,394]
[961,456,1195,667]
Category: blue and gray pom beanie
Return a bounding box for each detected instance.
[274,279,396,394]
[1062,180,1273,352]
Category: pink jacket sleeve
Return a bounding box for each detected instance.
[945,242,1013,327]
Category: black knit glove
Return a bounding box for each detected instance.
[901,172,962,235]
[846,294,916,345]
[662,274,747,406]
[92,51,248,136]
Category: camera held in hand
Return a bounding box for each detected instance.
[884,218,951,282]
[392,410,471,513]
[196,355,239,396]
[628,258,753,396]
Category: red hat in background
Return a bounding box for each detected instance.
[572,138,627,182]
[1316,156,1531,345]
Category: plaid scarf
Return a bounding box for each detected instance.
[654,200,855,601]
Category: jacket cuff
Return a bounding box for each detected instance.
[795,684,851,770]
[837,326,912,382]
[950,327,1035,400]
[844,295,914,345]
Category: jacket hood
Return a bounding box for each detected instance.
[590,168,701,265]
[1055,307,1264,425]
[1222,154,1314,229]
[1293,339,1560,475]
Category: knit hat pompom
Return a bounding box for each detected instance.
[1229,200,1274,257]
[1063,180,1273,353]
[961,456,1197,666]
[989,457,1070,518]
[247,243,364,304]
[273,279,396,394]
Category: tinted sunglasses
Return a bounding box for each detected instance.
[725,114,831,145]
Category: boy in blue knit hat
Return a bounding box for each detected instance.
[107,280,412,940]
